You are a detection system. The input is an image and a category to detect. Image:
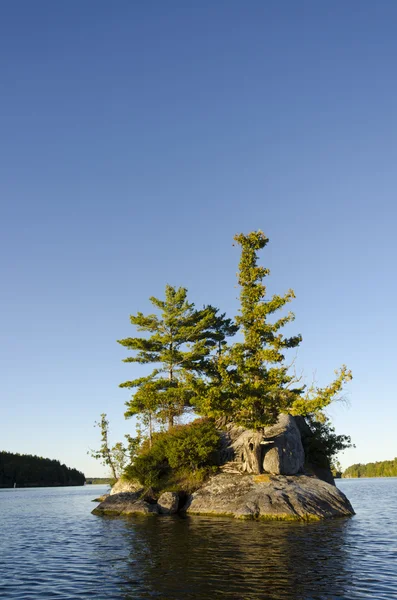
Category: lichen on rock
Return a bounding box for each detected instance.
[183,472,354,520]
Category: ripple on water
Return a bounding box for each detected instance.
[1,480,397,599]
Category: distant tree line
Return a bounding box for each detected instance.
[343,458,397,478]
[85,477,113,485]
[0,451,85,487]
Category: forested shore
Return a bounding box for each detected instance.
[343,458,397,478]
[0,451,85,487]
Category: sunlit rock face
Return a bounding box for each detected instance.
[110,477,141,495]
[262,414,305,475]
[217,414,305,476]
[183,473,355,520]
[93,415,353,522]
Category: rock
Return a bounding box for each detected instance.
[218,424,268,474]
[92,492,159,516]
[262,414,305,475]
[92,494,109,502]
[157,492,179,514]
[183,472,354,520]
[294,415,336,486]
[218,414,305,476]
[110,477,142,495]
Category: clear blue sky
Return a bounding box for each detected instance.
[1,1,396,476]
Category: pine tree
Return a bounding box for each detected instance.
[118,285,235,429]
[201,231,302,428]
[200,231,352,430]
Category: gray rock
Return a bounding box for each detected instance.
[184,472,354,520]
[92,494,109,502]
[110,477,142,495]
[92,492,158,516]
[294,415,336,485]
[218,414,305,476]
[218,424,267,474]
[157,492,179,514]
[262,414,305,475]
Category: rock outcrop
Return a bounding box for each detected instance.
[110,476,141,495]
[157,492,179,514]
[92,491,158,516]
[218,414,305,476]
[92,415,353,521]
[184,472,354,520]
[262,415,305,475]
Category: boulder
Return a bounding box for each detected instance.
[92,492,158,516]
[218,424,267,474]
[218,414,305,476]
[92,494,109,502]
[157,492,179,514]
[183,472,354,520]
[262,414,305,475]
[294,415,335,485]
[110,477,142,495]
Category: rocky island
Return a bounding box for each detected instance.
[92,231,354,522]
[92,415,354,521]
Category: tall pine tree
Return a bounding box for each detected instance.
[118,285,236,429]
[199,231,352,429]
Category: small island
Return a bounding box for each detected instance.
[0,451,85,488]
[92,231,354,521]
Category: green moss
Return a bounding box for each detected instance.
[185,510,321,522]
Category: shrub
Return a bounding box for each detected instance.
[165,419,220,470]
[125,419,220,491]
[302,416,354,469]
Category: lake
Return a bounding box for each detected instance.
[1,478,396,599]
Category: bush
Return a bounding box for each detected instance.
[124,419,220,491]
[302,416,354,469]
[165,419,220,470]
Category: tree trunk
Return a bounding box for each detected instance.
[242,432,263,474]
[149,412,153,448]
[168,361,174,429]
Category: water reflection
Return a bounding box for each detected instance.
[115,516,354,599]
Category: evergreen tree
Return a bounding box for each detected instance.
[199,231,302,428]
[119,285,236,429]
[198,231,352,430]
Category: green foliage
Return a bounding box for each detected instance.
[85,477,113,485]
[289,366,353,420]
[344,458,397,478]
[165,419,220,470]
[197,231,352,430]
[0,451,85,487]
[197,231,303,427]
[119,285,236,430]
[302,416,354,469]
[125,419,220,491]
[89,413,140,479]
[115,231,353,487]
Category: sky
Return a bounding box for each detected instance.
[1,1,397,476]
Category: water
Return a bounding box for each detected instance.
[1,479,396,599]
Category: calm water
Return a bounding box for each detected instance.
[1,479,396,599]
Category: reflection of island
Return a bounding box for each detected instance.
[111,516,353,600]
[0,451,85,487]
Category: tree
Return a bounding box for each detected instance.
[198,231,302,428]
[89,413,136,479]
[118,285,236,429]
[198,231,352,431]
